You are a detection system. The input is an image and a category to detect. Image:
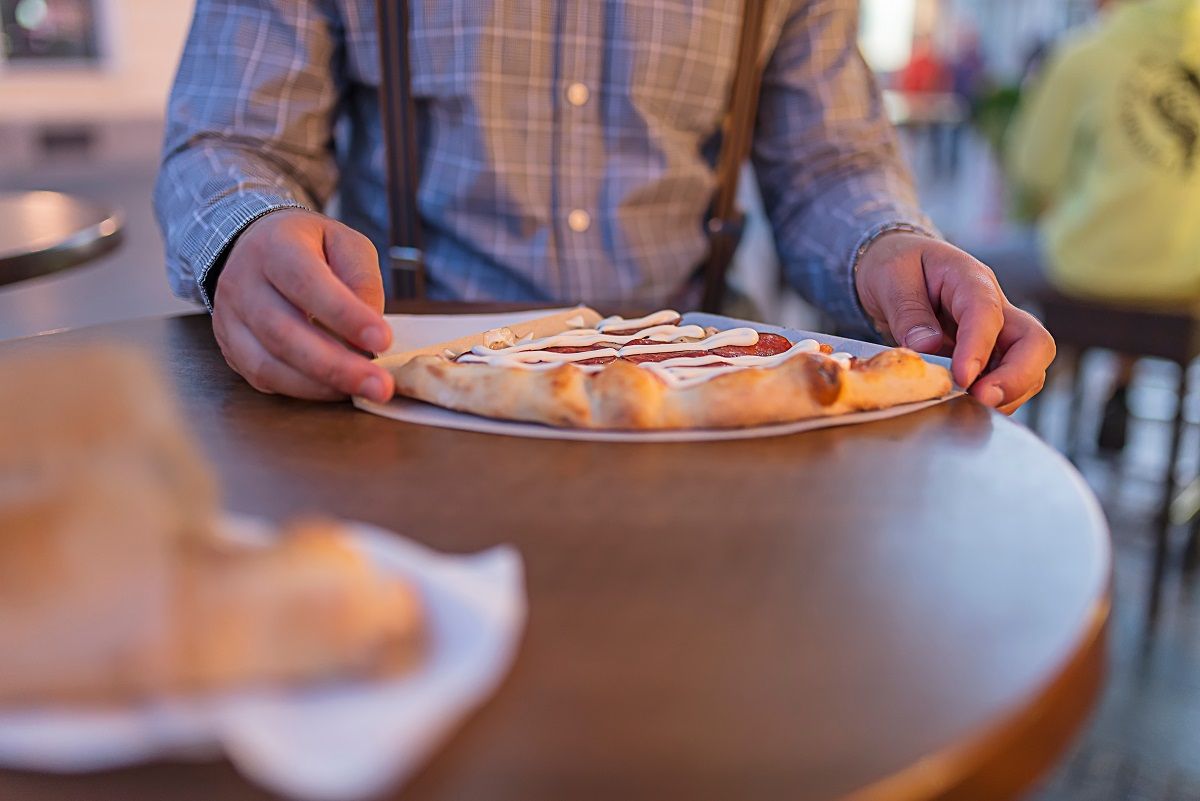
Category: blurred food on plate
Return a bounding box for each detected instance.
[0,345,423,704]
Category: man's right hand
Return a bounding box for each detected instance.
[211,209,395,403]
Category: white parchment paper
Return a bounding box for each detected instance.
[0,517,527,801]
[354,309,961,443]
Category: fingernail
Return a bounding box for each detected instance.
[358,375,386,403]
[903,325,941,350]
[966,358,983,385]
[980,386,1004,407]
[360,325,390,353]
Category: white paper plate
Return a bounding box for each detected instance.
[0,517,527,801]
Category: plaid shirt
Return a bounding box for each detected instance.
[155,0,933,334]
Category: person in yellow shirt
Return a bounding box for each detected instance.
[1009,0,1200,302]
[1006,0,1200,451]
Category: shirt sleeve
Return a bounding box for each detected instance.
[752,0,937,338]
[153,0,344,310]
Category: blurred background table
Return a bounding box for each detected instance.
[0,191,122,288]
[0,310,1110,801]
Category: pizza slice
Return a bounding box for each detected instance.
[385,308,953,430]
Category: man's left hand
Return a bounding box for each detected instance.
[855,232,1055,414]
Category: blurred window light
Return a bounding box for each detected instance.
[860,0,919,73]
[14,0,47,31]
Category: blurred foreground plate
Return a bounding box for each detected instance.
[0,516,527,801]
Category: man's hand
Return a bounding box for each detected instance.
[212,209,395,403]
[855,232,1055,414]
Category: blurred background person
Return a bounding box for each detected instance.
[898,34,957,177]
[1006,0,1200,450]
[899,34,951,94]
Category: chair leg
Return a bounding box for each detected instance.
[1148,364,1189,623]
[1024,344,1072,438]
[1024,364,1048,437]
[1184,371,1200,574]
[1064,349,1088,463]
[1184,506,1200,573]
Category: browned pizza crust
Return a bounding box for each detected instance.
[390,347,951,430]
[832,347,955,415]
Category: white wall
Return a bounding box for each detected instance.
[0,0,193,123]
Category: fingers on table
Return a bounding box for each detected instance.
[214,315,345,401]
[263,242,391,354]
[970,307,1056,413]
[243,287,395,402]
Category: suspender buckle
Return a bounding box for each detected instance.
[388,246,425,267]
[387,246,427,300]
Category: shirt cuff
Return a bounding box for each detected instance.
[183,192,310,312]
[846,220,942,342]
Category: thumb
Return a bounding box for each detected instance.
[323,222,386,314]
[882,285,945,353]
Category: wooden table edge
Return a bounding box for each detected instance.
[846,599,1109,801]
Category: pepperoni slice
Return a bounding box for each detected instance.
[619,334,788,364]
[622,351,695,364]
[620,355,729,367]
[710,332,793,358]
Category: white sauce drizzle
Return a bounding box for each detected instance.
[640,339,833,388]
[453,313,854,387]
[649,339,820,369]
[618,327,759,356]
[463,324,709,359]
[596,309,682,332]
[460,347,621,366]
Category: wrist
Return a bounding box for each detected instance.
[854,228,935,286]
[852,226,937,340]
[199,204,312,312]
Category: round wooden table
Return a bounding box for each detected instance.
[0,312,1111,801]
[0,191,123,287]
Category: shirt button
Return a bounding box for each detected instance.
[566,82,590,107]
[568,209,591,232]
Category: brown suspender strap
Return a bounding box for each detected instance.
[376,0,427,300]
[701,0,768,313]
